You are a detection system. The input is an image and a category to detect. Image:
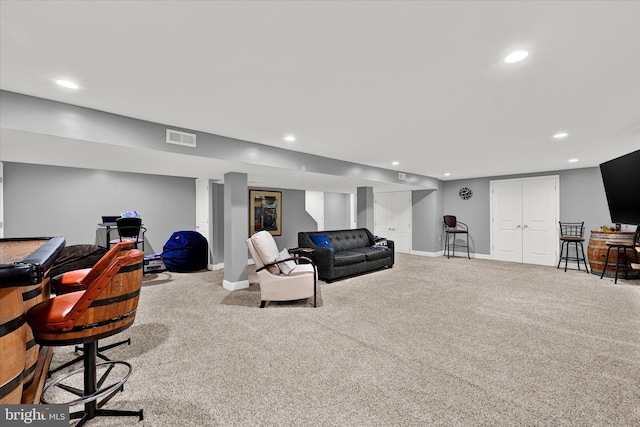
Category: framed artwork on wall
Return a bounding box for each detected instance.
[249,190,282,236]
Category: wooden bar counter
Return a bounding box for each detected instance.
[587,230,639,279]
[0,237,65,404]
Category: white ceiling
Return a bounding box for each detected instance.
[1,1,639,191]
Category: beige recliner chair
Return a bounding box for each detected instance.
[246,231,317,308]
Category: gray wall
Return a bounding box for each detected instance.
[324,192,351,230]
[250,186,317,250]
[3,162,195,253]
[440,167,611,255]
[3,162,613,260]
[1,162,339,261]
[211,183,225,265]
[411,186,444,253]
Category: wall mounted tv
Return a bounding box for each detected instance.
[599,149,640,225]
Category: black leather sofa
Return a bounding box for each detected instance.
[297,228,394,282]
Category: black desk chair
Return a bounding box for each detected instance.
[443,215,470,259]
[109,217,146,252]
[600,226,640,284]
[557,222,589,273]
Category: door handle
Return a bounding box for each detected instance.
[516,225,521,229]
[523,225,529,229]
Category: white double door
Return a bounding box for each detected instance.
[374,191,412,253]
[491,176,558,266]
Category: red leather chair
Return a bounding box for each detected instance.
[26,249,145,426]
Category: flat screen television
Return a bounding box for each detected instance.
[599,149,640,225]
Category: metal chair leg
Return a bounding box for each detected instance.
[466,232,470,259]
[601,246,612,279]
[580,242,589,273]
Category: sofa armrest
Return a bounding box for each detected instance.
[386,239,395,251]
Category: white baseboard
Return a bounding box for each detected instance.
[410,250,492,260]
[410,250,443,257]
[223,279,249,291]
[209,263,224,271]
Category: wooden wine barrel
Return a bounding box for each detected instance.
[0,288,27,404]
[21,277,49,387]
[588,230,639,279]
[28,255,143,346]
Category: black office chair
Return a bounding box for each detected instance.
[600,226,640,284]
[109,217,146,252]
[557,222,589,273]
[443,215,470,259]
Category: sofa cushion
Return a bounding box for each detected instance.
[333,251,366,267]
[351,247,391,262]
[310,234,335,252]
[327,230,372,252]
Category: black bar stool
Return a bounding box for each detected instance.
[557,222,589,273]
[443,215,470,259]
[600,227,640,284]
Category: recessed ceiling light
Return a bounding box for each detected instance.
[444,173,451,177]
[553,132,569,139]
[568,158,579,163]
[55,79,79,89]
[391,161,399,166]
[504,51,529,64]
[284,135,296,142]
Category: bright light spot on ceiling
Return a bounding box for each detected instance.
[55,79,80,89]
[504,51,529,63]
[553,132,569,139]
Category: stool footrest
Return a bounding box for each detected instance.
[42,361,132,406]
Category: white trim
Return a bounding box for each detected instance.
[223,279,249,291]
[410,250,492,259]
[410,250,443,257]
[209,263,224,271]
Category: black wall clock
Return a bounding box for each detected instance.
[459,187,473,200]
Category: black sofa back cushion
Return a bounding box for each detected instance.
[306,228,374,252]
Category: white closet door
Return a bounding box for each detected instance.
[491,176,558,266]
[522,178,558,266]
[195,178,212,267]
[491,180,523,263]
[375,191,412,253]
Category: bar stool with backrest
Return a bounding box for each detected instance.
[109,217,146,252]
[48,241,135,376]
[443,215,470,259]
[25,249,145,427]
[557,222,589,273]
[600,226,640,284]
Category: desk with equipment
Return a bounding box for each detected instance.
[0,236,66,404]
[96,215,120,248]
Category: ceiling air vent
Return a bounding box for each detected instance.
[398,172,407,181]
[166,129,196,148]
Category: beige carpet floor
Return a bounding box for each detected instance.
[45,254,640,426]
